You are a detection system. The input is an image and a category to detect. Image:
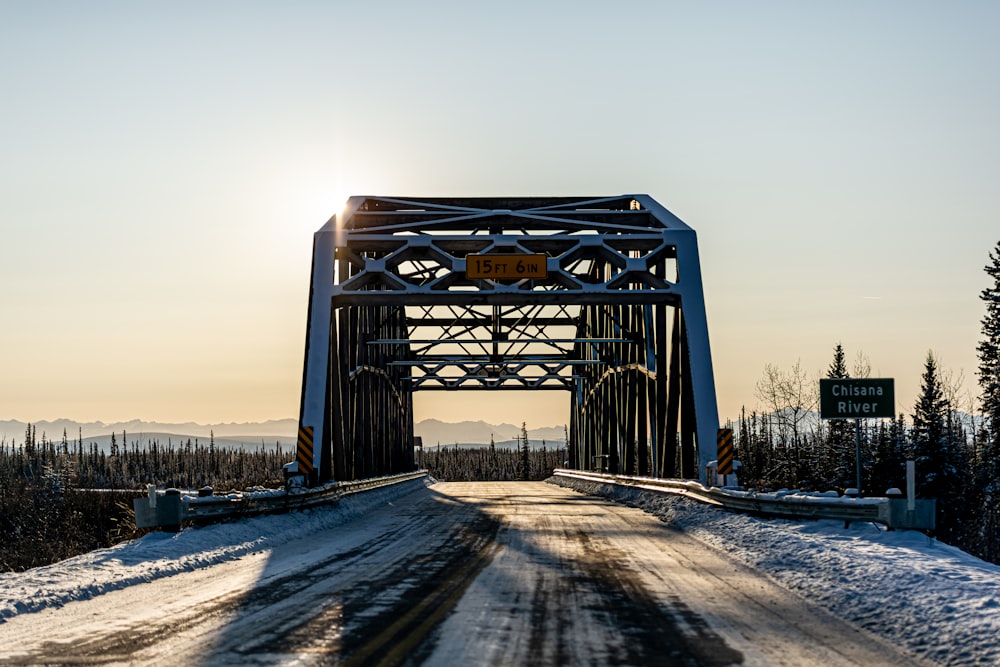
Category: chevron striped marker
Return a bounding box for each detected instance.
[717,428,734,476]
[296,425,314,475]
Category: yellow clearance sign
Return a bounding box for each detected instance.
[466,253,548,280]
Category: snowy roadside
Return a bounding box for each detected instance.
[550,476,1000,667]
[4,475,998,666]
[0,477,430,622]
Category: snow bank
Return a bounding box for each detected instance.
[0,477,430,622]
[551,476,1000,667]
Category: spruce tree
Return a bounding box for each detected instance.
[823,343,854,489]
[519,422,531,480]
[913,352,948,492]
[869,418,903,494]
[977,243,1000,479]
[975,240,1000,561]
[912,351,967,544]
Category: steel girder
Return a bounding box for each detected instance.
[293,195,719,483]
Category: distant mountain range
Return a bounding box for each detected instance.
[0,418,298,442]
[10,408,984,451]
[414,419,566,447]
[0,417,567,449]
[0,418,301,451]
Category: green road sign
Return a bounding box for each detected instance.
[819,378,895,419]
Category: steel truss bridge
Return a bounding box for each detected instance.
[291,195,720,484]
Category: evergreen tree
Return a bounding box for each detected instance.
[912,352,947,492]
[975,240,1000,561]
[980,240,1000,450]
[823,343,854,489]
[519,422,531,480]
[869,418,903,494]
[489,434,496,478]
[24,424,35,459]
[912,351,967,544]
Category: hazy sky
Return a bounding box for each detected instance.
[2,1,998,431]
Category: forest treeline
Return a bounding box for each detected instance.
[731,351,991,560]
[422,424,565,482]
[734,240,1000,565]
[0,423,561,572]
[0,430,288,571]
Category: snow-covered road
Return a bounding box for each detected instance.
[423,482,920,667]
[0,479,935,666]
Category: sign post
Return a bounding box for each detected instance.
[819,378,895,496]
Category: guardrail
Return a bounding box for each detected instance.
[552,469,935,530]
[134,470,428,530]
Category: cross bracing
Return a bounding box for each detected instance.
[293,195,720,484]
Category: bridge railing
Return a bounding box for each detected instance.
[552,469,935,530]
[133,470,428,530]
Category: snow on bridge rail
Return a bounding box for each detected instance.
[552,469,936,530]
[134,467,935,532]
[133,470,428,529]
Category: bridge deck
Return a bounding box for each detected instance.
[1,482,921,666]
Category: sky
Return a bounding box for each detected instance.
[2,1,998,430]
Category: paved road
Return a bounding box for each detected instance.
[1,481,923,666]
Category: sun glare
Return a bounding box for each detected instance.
[329,192,350,222]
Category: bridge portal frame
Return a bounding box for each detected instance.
[292,195,720,484]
